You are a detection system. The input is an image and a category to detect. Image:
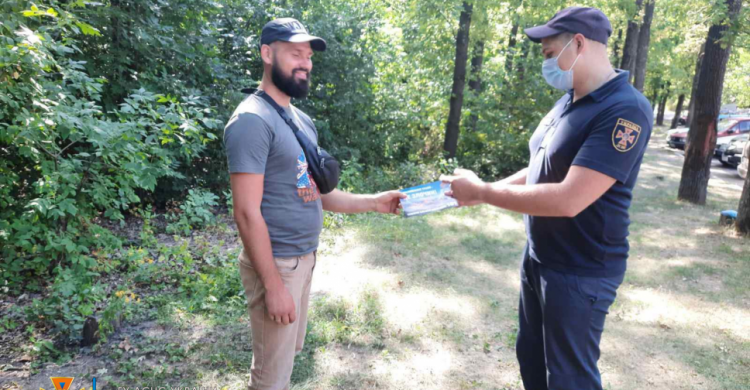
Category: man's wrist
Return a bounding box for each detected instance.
[477,182,489,204]
[263,274,284,292]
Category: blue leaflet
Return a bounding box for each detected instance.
[399,181,459,218]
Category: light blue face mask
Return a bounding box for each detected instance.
[542,38,581,91]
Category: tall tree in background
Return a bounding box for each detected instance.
[678,0,743,204]
[506,17,520,74]
[516,40,532,81]
[444,1,473,158]
[468,39,485,132]
[670,93,686,129]
[656,81,670,126]
[633,0,655,91]
[467,4,490,133]
[612,28,623,65]
[620,0,644,82]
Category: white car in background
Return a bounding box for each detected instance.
[717,134,749,167]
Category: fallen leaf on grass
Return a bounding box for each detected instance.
[119,337,131,352]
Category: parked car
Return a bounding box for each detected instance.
[664,127,687,144]
[667,117,750,150]
[716,133,748,162]
[718,134,748,167]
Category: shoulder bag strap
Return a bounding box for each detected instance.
[254,90,301,136]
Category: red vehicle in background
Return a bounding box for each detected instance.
[667,117,750,151]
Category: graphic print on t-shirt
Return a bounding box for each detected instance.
[296,152,320,203]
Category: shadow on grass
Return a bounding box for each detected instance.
[347,206,526,293]
[604,313,750,390]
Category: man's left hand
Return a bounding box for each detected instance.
[372,191,407,215]
[441,169,486,207]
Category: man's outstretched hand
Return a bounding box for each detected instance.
[372,190,408,215]
[441,169,486,207]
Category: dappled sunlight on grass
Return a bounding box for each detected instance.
[462,260,520,287]
[300,206,530,389]
[312,245,399,298]
[370,339,455,388]
[709,179,744,194]
[615,285,750,342]
[639,159,684,181]
[429,206,525,232]
[380,288,481,331]
[602,322,721,390]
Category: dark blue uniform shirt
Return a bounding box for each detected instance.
[525,70,652,277]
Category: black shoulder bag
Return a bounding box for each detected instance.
[253,89,340,194]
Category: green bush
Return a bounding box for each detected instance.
[24,267,107,345]
[0,2,221,352]
[0,4,220,288]
[339,157,459,194]
[166,189,219,236]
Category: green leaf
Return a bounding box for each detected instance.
[22,6,57,18]
[74,22,102,37]
[58,199,78,216]
[78,303,94,316]
[57,280,76,297]
[62,238,77,252]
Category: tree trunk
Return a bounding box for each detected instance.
[612,28,623,66]
[620,0,644,83]
[517,40,531,81]
[506,21,519,74]
[108,0,124,109]
[656,92,669,126]
[651,88,659,110]
[678,0,742,205]
[468,39,485,132]
[671,93,686,129]
[686,44,705,127]
[444,1,473,158]
[633,0,655,92]
[737,175,750,233]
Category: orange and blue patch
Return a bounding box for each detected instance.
[612,118,641,153]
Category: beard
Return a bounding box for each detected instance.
[271,59,310,99]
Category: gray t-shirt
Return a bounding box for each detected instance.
[223,94,323,257]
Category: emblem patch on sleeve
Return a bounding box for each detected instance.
[611,118,641,152]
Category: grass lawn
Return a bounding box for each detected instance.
[4,125,749,390]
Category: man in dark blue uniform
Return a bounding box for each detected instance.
[442,7,652,390]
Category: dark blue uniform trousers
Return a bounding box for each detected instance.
[516,246,624,390]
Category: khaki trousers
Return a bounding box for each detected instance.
[238,249,316,390]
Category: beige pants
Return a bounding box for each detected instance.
[238,249,316,390]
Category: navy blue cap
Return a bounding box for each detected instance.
[525,7,612,45]
[260,18,327,51]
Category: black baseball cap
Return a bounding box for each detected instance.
[525,7,612,45]
[260,18,327,52]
